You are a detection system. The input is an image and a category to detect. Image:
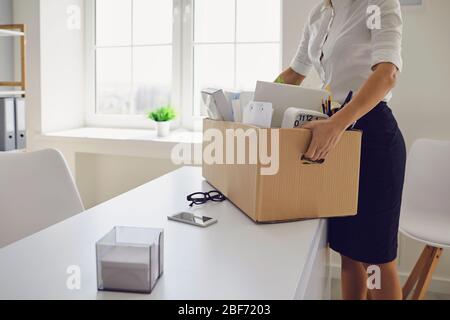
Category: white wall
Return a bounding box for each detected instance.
[0,0,13,84]
[393,1,450,146]
[39,0,85,133]
[13,0,42,135]
[282,0,321,87]
[13,0,85,134]
[392,0,450,286]
[12,0,85,137]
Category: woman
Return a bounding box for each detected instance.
[276,0,406,300]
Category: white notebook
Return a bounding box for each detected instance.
[254,81,329,128]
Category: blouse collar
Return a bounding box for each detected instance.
[322,0,355,10]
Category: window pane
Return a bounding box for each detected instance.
[96,47,132,114]
[236,0,281,42]
[193,44,234,116]
[133,0,173,45]
[133,46,172,115]
[236,43,280,91]
[96,0,132,46]
[194,0,235,43]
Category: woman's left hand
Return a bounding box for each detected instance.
[302,118,347,161]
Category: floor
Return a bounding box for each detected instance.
[331,279,450,300]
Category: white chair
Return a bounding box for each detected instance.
[0,149,84,248]
[400,139,450,300]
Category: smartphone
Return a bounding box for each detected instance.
[168,212,218,228]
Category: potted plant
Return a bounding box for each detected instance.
[148,105,176,137]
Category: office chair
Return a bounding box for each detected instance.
[0,149,84,248]
[400,139,450,300]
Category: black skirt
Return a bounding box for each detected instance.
[328,102,407,264]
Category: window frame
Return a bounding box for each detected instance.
[85,0,283,131]
[85,0,182,129]
[185,0,283,130]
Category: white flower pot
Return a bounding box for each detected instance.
[156,121,171,138]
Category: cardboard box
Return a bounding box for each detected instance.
[202,119,362,223]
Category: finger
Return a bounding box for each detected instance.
[319,149,330,160]
[330,137,340,150]
[316,150,326,161]
[323,137,342,159]
[315,141,331,160]
[325,139,339,156]
[310,146,322,161]
[308,138,323,160]
[304,140,318,160]
[302,122,315,129]
[303,120,321,129]
[305,147,317,160]
[316,148,328,161]
[316,141,332,161]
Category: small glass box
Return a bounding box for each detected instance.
[96,226,164,294]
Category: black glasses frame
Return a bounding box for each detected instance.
[187,190,226,207]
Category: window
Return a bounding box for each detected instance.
[94,0,173,115]
[87,0,281,129]
[192,0,281,117]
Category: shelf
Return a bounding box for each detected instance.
[0,149,26,153]
[0,91,26,97]
[0,25,26,93]
[44,127,202,144]
[0,29,25,37]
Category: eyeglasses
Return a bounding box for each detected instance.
[187,190,226,207]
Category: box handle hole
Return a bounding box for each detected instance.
[301,155,325,165]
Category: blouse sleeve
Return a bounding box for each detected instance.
[290,19,313,76]
[369,0,403,72]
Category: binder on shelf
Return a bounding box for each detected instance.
[14,98,26,150]
[0,98,16,151]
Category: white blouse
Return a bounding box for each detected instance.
[290,0,403,104]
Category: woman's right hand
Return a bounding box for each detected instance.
[275,68,305,86]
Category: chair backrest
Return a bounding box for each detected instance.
[0,149,84,248]
[401,139,450,217]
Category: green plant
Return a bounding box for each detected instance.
[148,105,176,122]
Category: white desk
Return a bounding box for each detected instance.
[0,167,330,300]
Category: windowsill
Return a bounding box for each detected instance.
[40,127,203,144]
[35,127,203,161]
